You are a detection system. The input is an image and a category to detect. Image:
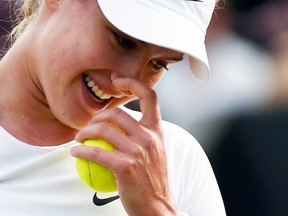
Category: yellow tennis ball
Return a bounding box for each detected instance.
[76,139,117,193]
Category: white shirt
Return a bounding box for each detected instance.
[0,107,226,215]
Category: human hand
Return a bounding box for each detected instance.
[71,77,180,216]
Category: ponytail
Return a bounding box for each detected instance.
[11,0,40,41]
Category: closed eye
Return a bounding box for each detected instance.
[113,31,138,50]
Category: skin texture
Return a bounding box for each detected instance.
[0,0,183,215]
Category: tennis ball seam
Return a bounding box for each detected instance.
[76,139,118,192]
[88,160,95,189]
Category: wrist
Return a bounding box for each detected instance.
[144,194,182,216]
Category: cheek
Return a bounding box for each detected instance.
[67,33,113,70]
[41,28,102,71]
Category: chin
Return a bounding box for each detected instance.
[58,112,92,130]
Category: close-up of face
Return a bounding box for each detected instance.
[29,0,183,129]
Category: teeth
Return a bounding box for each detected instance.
[87,80,95,87]
[92,85,99,92]
[84,75,112,100]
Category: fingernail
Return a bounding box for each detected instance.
[111,72,123,81]
[70,147,77,156]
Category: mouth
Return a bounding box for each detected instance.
[83,74,112,102]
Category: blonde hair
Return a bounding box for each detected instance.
[10,0,40,41]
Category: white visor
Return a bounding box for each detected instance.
[98,0,215,81]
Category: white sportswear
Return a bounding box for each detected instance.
[0,107,226,215]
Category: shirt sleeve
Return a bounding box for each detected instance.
[163,121,226,216]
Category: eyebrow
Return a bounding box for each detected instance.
[110,25,141,42]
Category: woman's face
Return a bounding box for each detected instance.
[33,0,183,129]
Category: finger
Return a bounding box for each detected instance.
[75,122,132,152]
[89,107,141,135]
[112,77,162,128]
[111,71,134,97]
[89,108,158,152]
[70,145,123,171]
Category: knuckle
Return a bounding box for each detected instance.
[131,145,147,160]
[142,134,157,150]
[118,159,135,174]
[110,107,123,117]
[89,147,100,158]
[144,88,157,100]
[97,122,110,133]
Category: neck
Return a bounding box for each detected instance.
[0,36,78,146]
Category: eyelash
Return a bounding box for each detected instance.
[151,59,169,71]
[113,32,137,50]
